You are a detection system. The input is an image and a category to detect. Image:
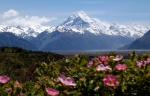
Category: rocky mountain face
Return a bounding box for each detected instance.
[56,11,148,38]
[0,25,55,40]
[0,32,37,50]
[120,30,150,50]
[0,11,149,51]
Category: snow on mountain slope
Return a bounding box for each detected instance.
[56,11,149,38]
[0,11,149,39]
[56,11,105,34]
[0,25,55,38]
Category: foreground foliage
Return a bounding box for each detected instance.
[1,48,150,96]
[0,47,64,82]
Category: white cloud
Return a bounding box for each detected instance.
[0,9,57,27]
[2,16,57,27]
[1,9,19,18]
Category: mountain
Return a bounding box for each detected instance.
[0,11,148,40]
[33,30,134,51]
[31,11,149,51]
[0,32,37,50]
[56,11,149,38]
[120,30,150,50]
[0,25,55,40]
[0,11,149,51]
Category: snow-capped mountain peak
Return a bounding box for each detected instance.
[0,11,149,39]
[56,11,149,38]
[57,11,107,34]
[0,25,54,38]
[70,11,93,22]
[59,11,93,27]
[45,26,55,33]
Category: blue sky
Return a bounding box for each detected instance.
[0,0,150,27]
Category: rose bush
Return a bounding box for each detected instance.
[1,51,150,95]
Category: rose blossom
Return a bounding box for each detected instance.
[14,81,19,87]
[96,64,111,71]
[136,61,143,68]
[113,55,123,61]
[99,56,109,61]
[58,75,76,86]
[87,60,93,68]
[96,64,106,71]
[92,58,101,63]
[144,57,150,65]
[104,61,109,66]
[19,92,24,96]
[45,88,59,96]
[5,88,12,92]
[115,64,127,70]
[103,74,119,87]
[147,57,150,62]
[0,75,10,83]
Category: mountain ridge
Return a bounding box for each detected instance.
[55,11,149,38]
[120,30,150,50]
[0,32,37,50]
[0,11,149,39]
[0,11,150,51]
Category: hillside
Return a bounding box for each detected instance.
[0,47,64,82]
[0,32,37,50]
[120,30,150,50]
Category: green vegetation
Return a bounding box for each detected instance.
[0,47,64,82]
[1,47,150,95]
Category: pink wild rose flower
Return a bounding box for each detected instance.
[144,57,150,65]
[14,81,19,87]
[99,56,109,61]
[103,74,119,87]
[87,60,93,68]
[104,61,109,66]
[115,64,127,70]
[96,64,111,71]
[5,88,12,92]
[45,88,59,96]
[0,75,10,83]
[136,61,143,68]
[19,92,24,96]
[147,57,150,62]
[92,58,101,63]
[113,55,123,61]
[58,75,76,86]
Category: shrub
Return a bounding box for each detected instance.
[1,52,150,95]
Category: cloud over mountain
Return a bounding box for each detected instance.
[2,16,56,27]
[0,9,57,27]
[1,9,19,18]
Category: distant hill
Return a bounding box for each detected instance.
[0,32,37,50]
[120,30,150,50]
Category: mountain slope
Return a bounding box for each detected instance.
[0,32,37,50]
[56,11,149,38]
[0,11,149,39]
[0,11,150,51]
[0,25,55,40]
[39,31,134,51]
[31,11,148,51]
[120,30,150,49]
[32,30,135,51]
